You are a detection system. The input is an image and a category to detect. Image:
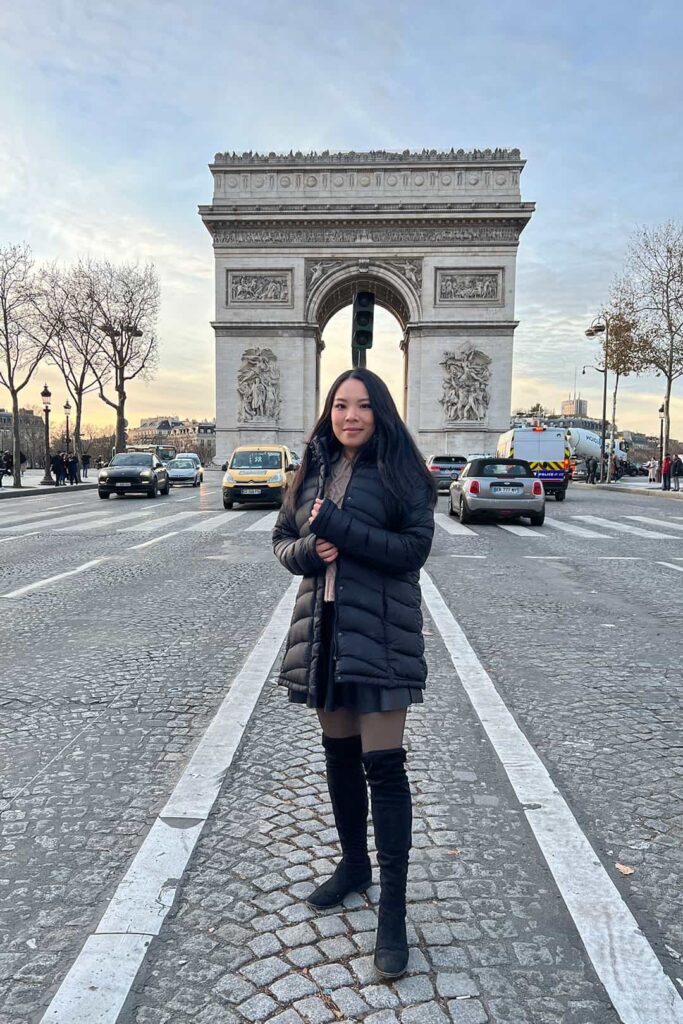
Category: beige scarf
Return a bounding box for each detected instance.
[323,454,354,601]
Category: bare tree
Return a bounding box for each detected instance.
[623,221,683,456]
[40,260,109,462]
[599,283,648,479]
[78,422,116,464]
[0,243,53,487]
[85,260,160,452]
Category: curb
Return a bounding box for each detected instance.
[572,482,683,500]
[0,482,98,501]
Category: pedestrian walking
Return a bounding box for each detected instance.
[51,452,65,486]
[671,454,682,492]
[0,451,7,487]
[647,457,658,483]
[67,453,79,485]
[662,454,672,491]
[81,451,91,478]
[272,368,436,978]
[587,456,597,484]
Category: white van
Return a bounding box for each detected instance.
[497,427,570,501]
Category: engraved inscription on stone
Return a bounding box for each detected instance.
[214,224,519,248]
[237,347,281,423]
[439,348,491,422]
[227,271,291,305]
[436,269,502,304]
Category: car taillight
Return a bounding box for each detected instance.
[532,481,543,496]
[469,480,480,495]
[429,466,440,472]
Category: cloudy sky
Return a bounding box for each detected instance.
[1,0,682,438]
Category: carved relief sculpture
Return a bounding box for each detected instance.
[385,259,423,291]
[439,348,491,422]
[228,271,291,304]
[305,260,342,290]
[237,348,281,422]
[436,270,502,304]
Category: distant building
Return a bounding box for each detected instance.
[561,398,587,417]
[128,416,216,461]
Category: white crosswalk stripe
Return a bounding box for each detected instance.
[572,515,680,539]
[184,512,246,532]
[544,519,606,539]
[624,515,683,533]
[0,503,90,528]
[245,510,280,532]
[434,513,478,537]
[57,508,165,532]
[497,523,547,538]
[118,511,204,534]
[2,509,111,532]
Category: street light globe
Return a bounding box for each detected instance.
[64,399,72,414]
[41,383,51,411]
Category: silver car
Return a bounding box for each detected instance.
[167,457,201,487]
[178,452,204,482]
[449,458,545,525]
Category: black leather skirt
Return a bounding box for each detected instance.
[288,601,424,712]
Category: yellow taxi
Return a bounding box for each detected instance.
[222,444,297,509]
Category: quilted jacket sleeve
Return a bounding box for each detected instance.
[309,491,434,575]
[272,502,326,576]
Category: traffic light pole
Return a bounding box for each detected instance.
[352,347,367,368]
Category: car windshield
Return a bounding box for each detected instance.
[432,456,465,466]
[170,459,194,468]
[111,453,153,467]
[231,451,282,470]
[481,462,529,478]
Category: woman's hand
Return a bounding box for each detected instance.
[308,497,324,524]
[315,538,339,563]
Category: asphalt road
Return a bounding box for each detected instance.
[1,476,682,1024]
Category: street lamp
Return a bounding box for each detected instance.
[658,403,665,481]
[40,384,53,486]
[585,317,609,481]
[63,399,72,455]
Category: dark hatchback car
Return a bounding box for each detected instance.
[425,454,468,491]
[98,452,170,499]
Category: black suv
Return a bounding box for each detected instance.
[425,454,468,492]
[98,452,170,499]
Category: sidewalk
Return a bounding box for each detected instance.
[573,477,683,499]
[0,468,97,499]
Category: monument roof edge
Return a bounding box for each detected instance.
[210,148,524,168]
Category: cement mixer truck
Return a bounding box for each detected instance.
[566,429,635,478]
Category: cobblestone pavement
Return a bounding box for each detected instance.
[1,482,682,1022]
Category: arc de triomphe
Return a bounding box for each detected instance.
[199,149,534,461]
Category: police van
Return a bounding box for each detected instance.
[496,427,571,501]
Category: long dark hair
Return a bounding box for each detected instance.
[286,368,437,511]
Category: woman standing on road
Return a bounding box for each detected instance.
[272,368,436,978]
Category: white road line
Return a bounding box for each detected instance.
[524,555,566,559]
[0,532,39,544]
[625,515,683,533]
[0,503,92,528]
[38,579,299,1024]
[420,570,683,1024]
[497,523,546,538]
[2,509,111,532]
[435,512,478,537]
[118,511,203,534]
[450,554,486,559]
[184,512,244,532]
[245,509,280,532]
[657,561,683,573]
[544,519,606,539]
[573,515,679,540]
[128,532,179,551]
[598,556,641,561]
[1,558,107,599]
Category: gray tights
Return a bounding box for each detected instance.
[317,709,407,753]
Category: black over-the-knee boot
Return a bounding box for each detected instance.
[363,747,412,978]
[307,734,372,911]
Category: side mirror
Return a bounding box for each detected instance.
[286,463,295,472]
[221,462,228,472]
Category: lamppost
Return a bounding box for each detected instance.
[40,384,53,486]
[658,403,665,482]
[63,399,72,455]
[584,317,609,481]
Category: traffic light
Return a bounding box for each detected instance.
[352,291,374,350]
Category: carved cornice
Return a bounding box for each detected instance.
[212,148,522,167]
[305,257,422,292]
[208,220,525,248]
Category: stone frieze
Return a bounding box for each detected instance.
[213,223,520,248]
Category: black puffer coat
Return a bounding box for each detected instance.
[272,447,435,698]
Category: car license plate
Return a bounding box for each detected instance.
[491,486,522,495]
[242,488,262,495]
[117,482,132,487]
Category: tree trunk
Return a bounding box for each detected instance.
[607,374,620,481]
[11,390,21,488]
[115,399,126,453]
[664,376,672,458]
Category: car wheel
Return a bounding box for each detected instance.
[193,476,199,487]
[555,490,566,502]
[223,498,233,510]
[148,481,158,498]
[98,491,109,499]
[529,509,545,526]
[448,494,457,517]
[459,497,473,524]
[116,492,126,498]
